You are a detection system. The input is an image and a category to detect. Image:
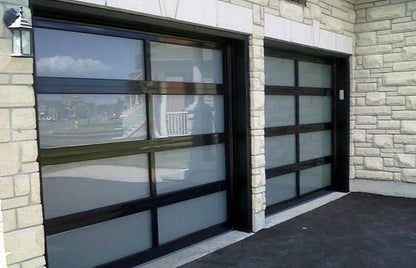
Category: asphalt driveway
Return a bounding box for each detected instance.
[182,193,416,268]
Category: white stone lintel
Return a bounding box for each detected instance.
[265,13,353,55]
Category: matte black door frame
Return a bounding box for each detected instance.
[31,1,252,266]
[264,47,349,215]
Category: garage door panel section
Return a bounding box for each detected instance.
[35,19,231,267]
[265,52,335,211]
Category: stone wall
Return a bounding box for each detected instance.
[0,1,45,267]
[351,0,416,194]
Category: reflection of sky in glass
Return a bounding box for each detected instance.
[39,94,126,105]
[34,28,144,80]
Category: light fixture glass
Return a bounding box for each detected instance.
[4,6,33,57]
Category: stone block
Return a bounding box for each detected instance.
[406,96,416,109]
[392,111,416,120]
[2,210,17,232]
[383,71,416,86]
[355,70,370,78]
[17,205,43,228]
[383,53,401,63]
[402,169,416,183]
[0,56,33,74]
[0,85,35,108]
[280,0,303,22]
[364,157,383,170]
[14,174,30,196]
[354,106,390,115]
[356,147,380,157]
[405,36,416,46]
[355,170,393,180]
[252,192,265,213]
[21,256,46,268]
[367,4,405,21]
[11,108,36,130]
[405,145,416,153]
[373,135,393,148]
[4,226,45,264]
[352,130,366,142]
[356,83,377,92]
[365,92,385,105]
[401,121,416,134]
[395,154,416,168]
[21,140,38,162]
[402,46,416,61]
[377,33,404,44]
[355,20,391,33]
[0,143,19,176]
[11,74,33,85]
[0,176,14,198]
[12,129,37,141]
[30,173,41,204]
[1,196,28,210]
[363,55,383,68]
[356,116,376,125]
[393,61,416,72]
[356,44,391,55]
[392,21,416,33]
[394,135,416,144]
[378,120,400,129]
[387,96,405,105]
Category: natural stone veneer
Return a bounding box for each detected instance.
[352,0,416,189]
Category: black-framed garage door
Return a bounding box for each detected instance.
[264,50,341,214]
[34,18,240,267]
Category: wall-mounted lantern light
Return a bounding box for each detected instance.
[3,6,33,57]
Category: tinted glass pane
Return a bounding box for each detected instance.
[151,42,222,83]
[155,144,225,194]
[266,173,297,206]
[35,28,144,79]
[300,164,331,195]
[153,95,223,138]
[37,94,146,148]
[265,135,296,169]
[42,154,149,219]
[299,61,332,88]
[265,56,295,86]
[46,211,152,268]
[299,96,332,124]
[299,130,332,162]
[265,95,295,127]
[158,191,226,244]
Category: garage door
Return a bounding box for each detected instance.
[264,51,335,213]
[35,19,231,267]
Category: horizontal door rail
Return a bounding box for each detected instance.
[266,156,332,179]
[265,123,332,137]
[266,86,332,96]
[41,133,224,165]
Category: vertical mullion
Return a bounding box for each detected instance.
[295,60,300,197]
[145,39,159,247]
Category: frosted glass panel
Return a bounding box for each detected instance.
[300,130,332,162]
[42,154,149,219]
[265,56,295,86]
[300,164,331,195]
[153,95,223,138]
[151,42,222,83]
[266,173,297,206]
[265,135,296,169]
[299,61,332,88]
[265,95,295,127]
[155,144,225,194]
[46,211,152,268]
[37,94,147,148]
[158,191,227,244]
[299,96,332,124]
[35,28,144,80]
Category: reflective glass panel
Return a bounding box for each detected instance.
[300,164,331,195]
[153,95,223,138]
[42,154,149,219]
[299,61,332,88]
[266,173,297,206]
[35,28,144,79]
[265,95,295,127]
[158,191,226,244]
[46,211,152,268]
[37,94,146,148]
[299,96,332,124]
[155,144,225,194]
[151,42,222,83]
[265,135,296,169]
[299,130,332,162]
[265,56,295,86]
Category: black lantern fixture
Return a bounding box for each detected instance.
[3,6,33,57]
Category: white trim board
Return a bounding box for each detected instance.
[265,14,353,55]
[350,179,416,198]
[265,192,348,228]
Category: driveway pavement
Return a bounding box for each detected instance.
[182,193,416,268]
